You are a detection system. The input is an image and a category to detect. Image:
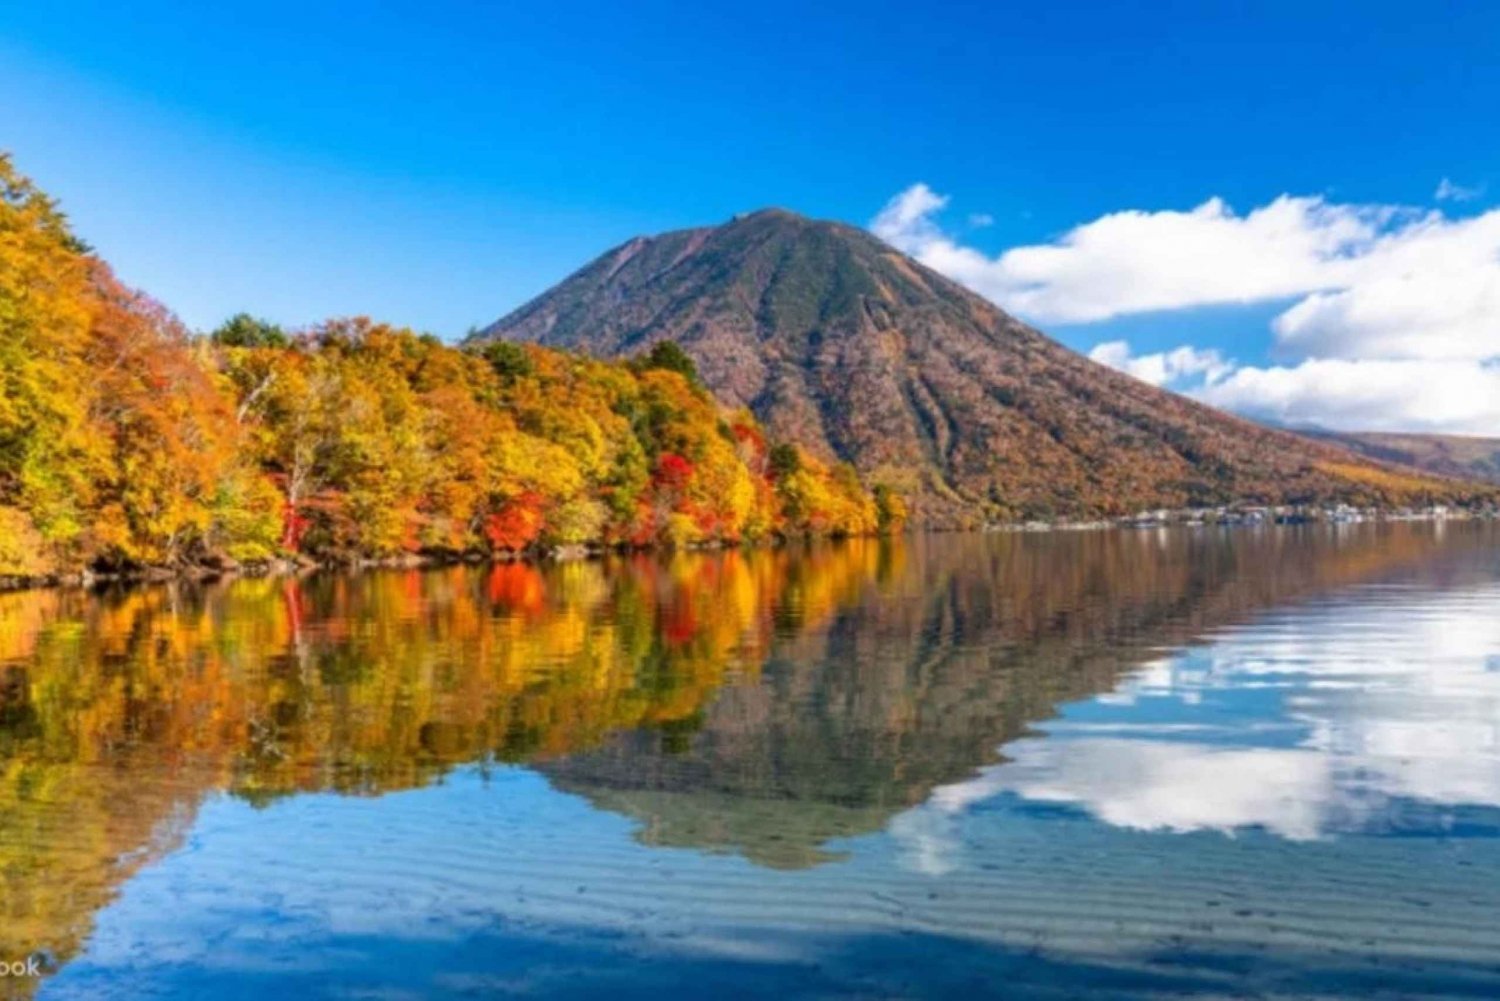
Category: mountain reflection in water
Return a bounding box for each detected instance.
[2,524,1498,999]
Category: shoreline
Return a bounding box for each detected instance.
[0,536,814,594]
[4,507,1492,594]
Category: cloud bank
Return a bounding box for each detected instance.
[872,184,1500,434]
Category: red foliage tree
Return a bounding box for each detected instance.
[483,491,544,551]
[653,452,695,493]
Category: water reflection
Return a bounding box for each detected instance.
[543,525,1500,866]
[1,524,1497,997]
[967,579,1500,841]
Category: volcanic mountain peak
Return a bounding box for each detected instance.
[476,210,1492,522]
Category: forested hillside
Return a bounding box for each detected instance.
[0,157,888,583]
[1305,430,1500,486]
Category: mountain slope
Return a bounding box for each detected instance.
[1304,431,1500,486]
[476,209,1490,522]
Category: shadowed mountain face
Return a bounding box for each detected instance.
[475,210,1491,523]
[1306,430,1500,485]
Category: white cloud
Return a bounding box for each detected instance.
[1269,210,1500,362]
[871,183,1500,433]
[967,212,994,228]
[870,183,948,244]
[872,186,1400,326]
[1198,358,1500,434]
[1091,346,1500,434]
[1087,340,1232,388]
[1436,177,1483,202]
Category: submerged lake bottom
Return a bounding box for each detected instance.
[3,524,1499,999]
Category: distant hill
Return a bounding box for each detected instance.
[1302,431,1500,487]
[475,208,1492,523]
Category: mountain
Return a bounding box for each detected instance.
[1304,431,1500,486]
[475,209,1490,522]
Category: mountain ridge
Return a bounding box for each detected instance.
[1302,430,1500,486]
[477,209,1493,523]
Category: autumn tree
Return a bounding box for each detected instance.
[636,339,699,385]
[0,154,102,569]
[210,313,289,349]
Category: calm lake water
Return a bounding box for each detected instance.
[3,524,1499,999]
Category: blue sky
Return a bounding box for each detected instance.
[4,1,1499,432]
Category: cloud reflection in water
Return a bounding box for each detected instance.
[896,583,1500,872]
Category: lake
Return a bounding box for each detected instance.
[3,524,1499,999]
